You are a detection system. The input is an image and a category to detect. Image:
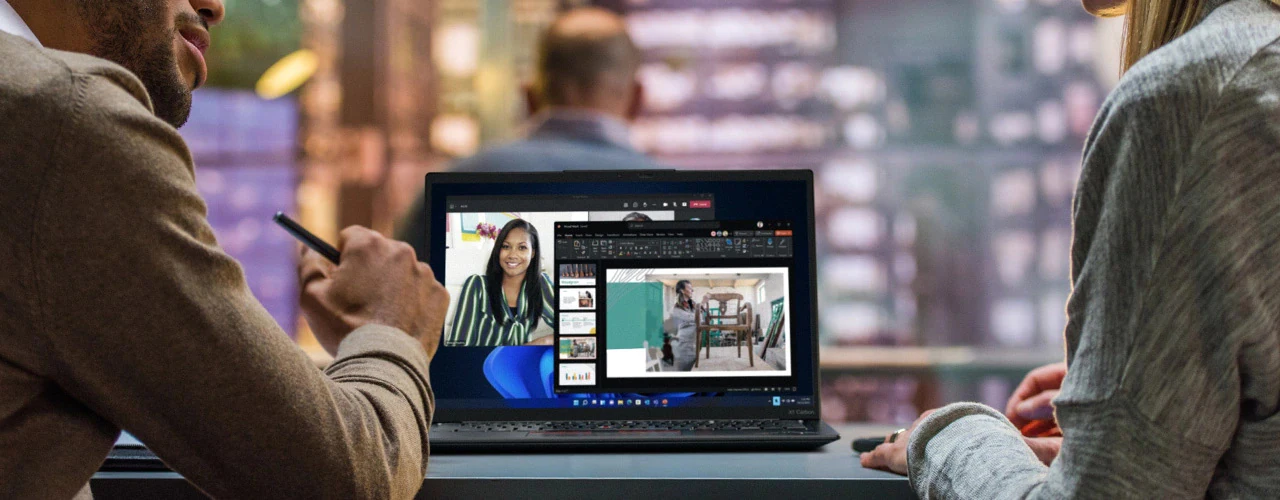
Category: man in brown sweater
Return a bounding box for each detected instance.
[0,1,448,498]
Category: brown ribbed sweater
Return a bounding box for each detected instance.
[0,33,434,499]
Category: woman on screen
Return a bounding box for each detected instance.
[669,280,699,371]
[447,219,555,346]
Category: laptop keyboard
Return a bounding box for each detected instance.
[435,419,811,433]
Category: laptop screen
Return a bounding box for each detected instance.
[424,171,819,421]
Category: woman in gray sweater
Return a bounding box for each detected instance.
[861,0,1280,497]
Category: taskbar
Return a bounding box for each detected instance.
[434,394,814,410]
[555,384,800,395]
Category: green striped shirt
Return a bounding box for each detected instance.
[447,273,555,346]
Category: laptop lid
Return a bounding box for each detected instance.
[423,170,821,422]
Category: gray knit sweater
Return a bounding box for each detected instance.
[907,1,1280,497]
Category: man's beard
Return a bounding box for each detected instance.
[74,1,193,128]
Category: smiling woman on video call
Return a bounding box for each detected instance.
[447,219,555,347]
[860,0,1280,497]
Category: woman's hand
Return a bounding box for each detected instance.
[1005,362,1067,428]
[1024,436,1062,466]
[859,410,933,475]
[860,409,1064,475]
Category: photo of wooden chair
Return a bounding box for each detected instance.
[693,293,755,368]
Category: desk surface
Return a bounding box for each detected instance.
[93,424,913,499]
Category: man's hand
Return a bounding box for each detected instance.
[1005,362,1067,428]
[297,226,449,358]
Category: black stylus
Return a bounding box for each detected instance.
[852,437,885,453]
[273,212,341,264]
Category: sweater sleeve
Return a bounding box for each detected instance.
[905,59,1280,498]
[33,65,433,499]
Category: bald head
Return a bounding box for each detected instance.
[530,7,642,118]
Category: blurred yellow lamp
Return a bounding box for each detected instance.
[256,49,318,100]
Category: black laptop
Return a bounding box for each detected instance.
[423,169,837,452]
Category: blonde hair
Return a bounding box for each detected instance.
[1122,0,1280,72]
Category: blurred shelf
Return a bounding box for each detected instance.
[650,144,1088,170]
[619,0,837,9]
[639,102,838,117]
[639,47,833,62]
[819,346,1062,378]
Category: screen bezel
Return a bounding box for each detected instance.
[424,169,822,422]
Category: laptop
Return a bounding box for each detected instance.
[423,169,838,452]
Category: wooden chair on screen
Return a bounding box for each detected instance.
[693,293,755,368]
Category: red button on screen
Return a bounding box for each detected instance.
[690,200,711,209]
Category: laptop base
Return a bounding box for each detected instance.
[429,420,840,454]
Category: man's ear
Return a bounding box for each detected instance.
[625,81,644,122]
[523,83,540,117]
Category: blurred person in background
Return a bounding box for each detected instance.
[0,1,447,498]
[861,0,1280,497]
[399,6,663,255]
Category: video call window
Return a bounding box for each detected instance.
[441,196,714,348]
[442,212,570,347]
